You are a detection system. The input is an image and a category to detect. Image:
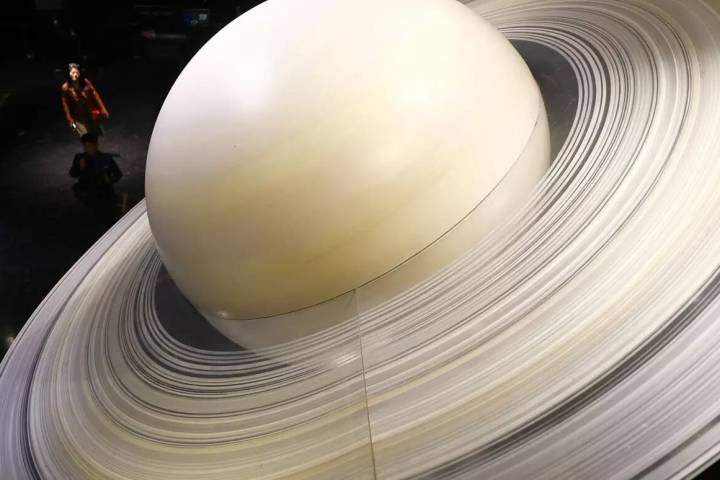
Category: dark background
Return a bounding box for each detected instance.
[1,2,719,477]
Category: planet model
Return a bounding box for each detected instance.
[145,0,550,320]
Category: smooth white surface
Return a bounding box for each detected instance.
[145,0,547,319]
[207,110,550,348]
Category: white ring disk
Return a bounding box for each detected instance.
[4,0,720,478]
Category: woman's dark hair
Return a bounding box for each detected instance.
[67,62,86,89]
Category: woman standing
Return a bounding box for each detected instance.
[61,63,109,137]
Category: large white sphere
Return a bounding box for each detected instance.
[146,0,549,320]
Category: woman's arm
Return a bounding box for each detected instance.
[86,79,109,118]
[61,86,75,126]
